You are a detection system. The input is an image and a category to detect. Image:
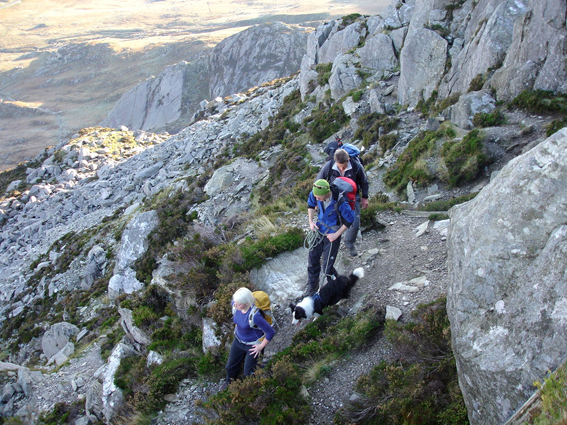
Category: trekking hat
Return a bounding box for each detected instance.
[313,179,330,196]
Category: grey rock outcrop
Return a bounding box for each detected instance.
[444,90,496,130]
[102,22,308,133]
[41,322,80,360]
[102,343,136,423]
[194,157,269,226]
[108,210,158,300]
[249,248,309,306]
[398,27,447,107]
[447,128,567,424]
[209,22,309,99]
[490,0,567,99]
[101,60,208,132]
[82,245,107,290]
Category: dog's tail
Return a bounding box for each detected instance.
[353,267,364,280]
[346,267,364,292]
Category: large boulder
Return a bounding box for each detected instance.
[444,90,496,130]
[299,19,367,100]
[358,33,399,79]
[447,128,567,424]
[193,158,268,226]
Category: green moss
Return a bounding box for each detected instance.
[232,227,304,273]
[38,401,84,425]
[315,62,333,86]
[352,90,363,102]
[546,117,567,137]
[509,90,567,114]
[137,357,198,414]
[341,13,362,27]
[468,73,486,92]
[360,193,398,227]
[204,358,309,425]
[416,91,439,117]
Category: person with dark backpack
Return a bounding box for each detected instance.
[304,179,355,296]
[317,145,369,257]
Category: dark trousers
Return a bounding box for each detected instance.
[226,338,259,381]
[343,198,360,248]
[307,233,341,291]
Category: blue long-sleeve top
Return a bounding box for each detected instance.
[307,188,355,234]
[233,305,275,343]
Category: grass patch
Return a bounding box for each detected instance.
[468,73,486,92]
[203,306,385,424]
[305,100,350,143]
[418,193,478,211]
[383,124,456,194]
[360,193,398,228]
[315,62,333,86]
[441,129,488,186]
[473,109,506,128]
[509,90,567,138]
[531,361,567,425]
[352,112,400,151]
[509,90,567,114]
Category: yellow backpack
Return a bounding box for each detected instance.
[249,291,273,328]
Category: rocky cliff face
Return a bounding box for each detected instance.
[102,22,309,133]
[447,129,567,424]
[0,0,566,423]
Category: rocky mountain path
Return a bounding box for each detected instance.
[156,210,450,424]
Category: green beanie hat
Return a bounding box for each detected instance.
[313,179,330,196]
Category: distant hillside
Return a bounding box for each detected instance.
[0,0,388,171]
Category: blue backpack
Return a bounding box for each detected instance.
[324,137,364,166]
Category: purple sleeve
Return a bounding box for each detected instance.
[253,311,275,341]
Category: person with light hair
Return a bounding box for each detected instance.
[221,287,275,391]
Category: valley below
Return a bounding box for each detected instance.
[0,0,388,171]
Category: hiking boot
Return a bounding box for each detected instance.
[346,244,358,257]
[219,380,229,391]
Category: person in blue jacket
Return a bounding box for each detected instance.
[305,179,355,296]
[221,287,275,390]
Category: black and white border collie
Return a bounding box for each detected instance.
[290,267,364,325]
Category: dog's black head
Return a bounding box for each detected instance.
[289,303,307,325]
